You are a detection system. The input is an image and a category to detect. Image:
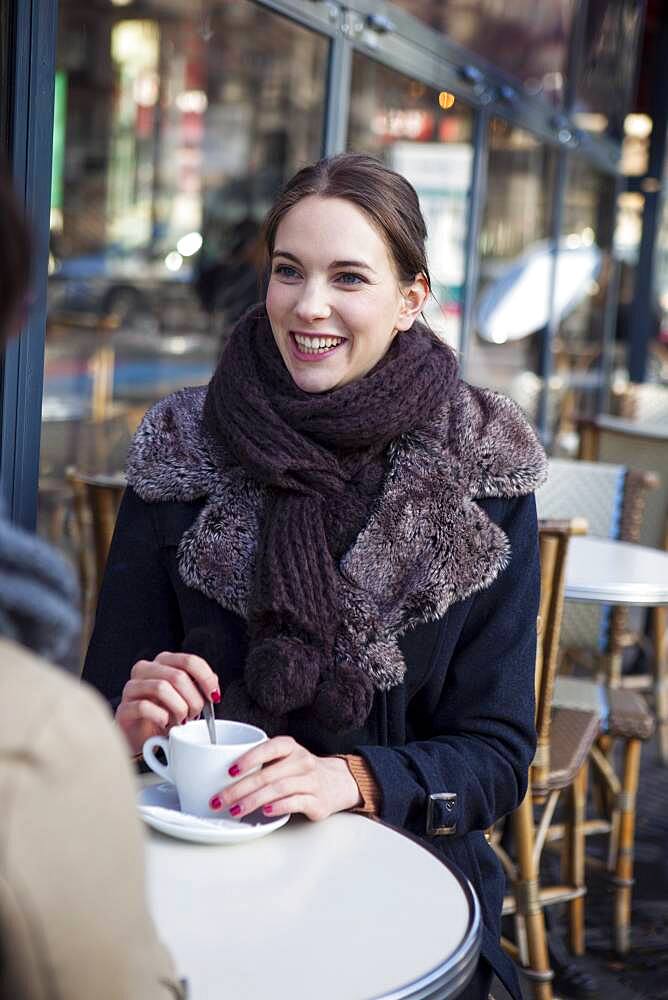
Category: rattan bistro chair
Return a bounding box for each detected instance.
[578,417,668,761]
[536,458,659,681]
[535,458,656,953]
[615,381,668,424]
[67,469,125,653]
[493,519,598,1000]
[548,675,654,954]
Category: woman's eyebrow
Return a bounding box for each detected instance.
[273,249,376,272]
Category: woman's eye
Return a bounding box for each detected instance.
[274,264,300,279]
[336,272,365,285]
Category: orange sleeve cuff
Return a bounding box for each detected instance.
[338,754,381,816]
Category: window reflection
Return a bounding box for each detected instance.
[650,195,668,385]
[554,157,616,421]
[348,55,474,349]
[574,0,643,141]
[42,0,328,550]
[470,119,556,430]
[391,0,575,106]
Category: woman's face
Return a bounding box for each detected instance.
[266,196,427,393]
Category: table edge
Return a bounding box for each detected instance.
[368,818,483,1000]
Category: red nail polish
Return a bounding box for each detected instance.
[230,804,241,816]
[229,763,240,777]
[263,804,273,815]
[211,690,221,704]
[181,718,187,725]
[210,796,222,810]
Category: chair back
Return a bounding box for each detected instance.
[536,458,658,654]
[67,470,125,633]
[617,382,668,425]
[579,416,667,550]
[533,519,586,792]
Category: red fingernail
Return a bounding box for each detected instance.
[229,764,240,777]
[263,804,273,815]
[211,690,221,704]
[210,796,222,810]
[230,804,241,816]
[181,718,187,725]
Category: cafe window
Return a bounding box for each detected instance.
[573,0,644,141]
[41,0,328,564]
[553,157,616,420]
[390,0,576,106]
[469,119,556,430]
[347,54,474,350]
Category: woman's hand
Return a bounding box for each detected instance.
[209,736,362,821]
[115,651,221,755]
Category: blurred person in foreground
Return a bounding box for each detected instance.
[0,166,183,1000]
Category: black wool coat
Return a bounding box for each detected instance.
[83,381,547,1000]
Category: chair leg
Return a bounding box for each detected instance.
[566,763,588,956]
[511,790,554,1000]
[651,607,668,765]
[614,738,641,955]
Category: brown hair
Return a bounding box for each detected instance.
[0,162,32,345]
[263,153,431,292]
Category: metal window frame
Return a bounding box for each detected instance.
[1,0,58,528]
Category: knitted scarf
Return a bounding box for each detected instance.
[202,305,459,732]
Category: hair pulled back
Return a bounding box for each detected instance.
[264,153,431,293]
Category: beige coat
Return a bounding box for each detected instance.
[0,638,184,1000]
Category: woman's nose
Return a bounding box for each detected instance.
[294,281,332,322]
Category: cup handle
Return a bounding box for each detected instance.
[142,736,173,782]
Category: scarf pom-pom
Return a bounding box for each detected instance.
[246,637,322,714]
[221,679,287,737]
[313,662,374,731]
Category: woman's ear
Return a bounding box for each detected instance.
[396,273,430,331]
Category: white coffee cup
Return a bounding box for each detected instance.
[143,719,267,819]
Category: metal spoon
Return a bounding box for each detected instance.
[202,699,217,745]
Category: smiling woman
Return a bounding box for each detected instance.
[83,153,547,1000]
[266,195,429,392]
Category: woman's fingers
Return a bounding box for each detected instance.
[116,697,170,732]
[130,661,206,719]
[262,795,325,822]
[212,774,314,819]
[123,677,190,726]
[154,651,220,701]
[231,735,304,777]
[218,755,308,810]
[115,698,171,754]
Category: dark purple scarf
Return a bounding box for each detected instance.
[202,305,459,732]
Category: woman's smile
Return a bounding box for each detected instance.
[290,330,348,361]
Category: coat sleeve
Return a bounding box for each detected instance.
[356,493,539,838]
[82,486,184,706]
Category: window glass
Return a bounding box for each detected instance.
[0,2,9,147]
[651,196,668,385]
[553,157,616,425]
[573,0,644,141]
[41,0,328,544]
[469,119,556,429]
[348,54,474,349]
[390,0,575,106]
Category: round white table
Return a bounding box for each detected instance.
[564,536,668,607]
[143,803,481,1000]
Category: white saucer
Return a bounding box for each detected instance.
[138,782,290,845]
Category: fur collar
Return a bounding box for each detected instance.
[126,382,546,691]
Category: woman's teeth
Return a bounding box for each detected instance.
[293,333,344,354]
